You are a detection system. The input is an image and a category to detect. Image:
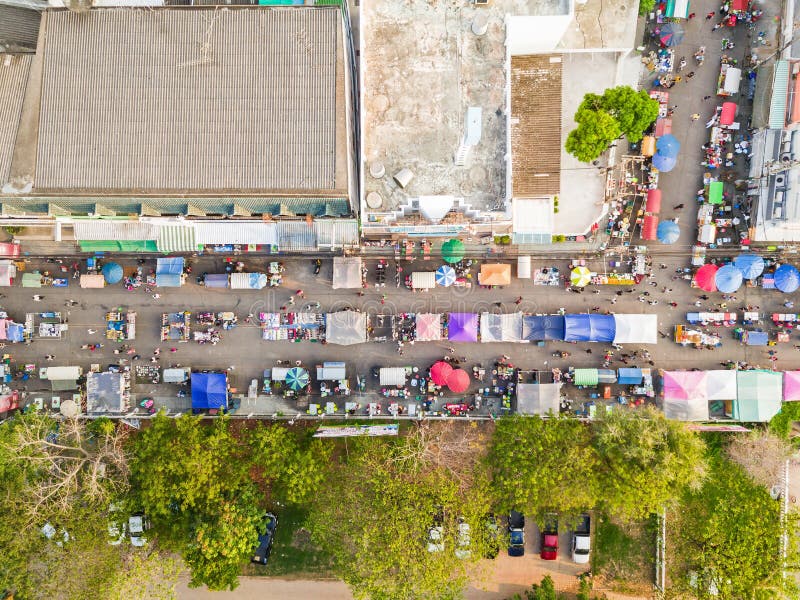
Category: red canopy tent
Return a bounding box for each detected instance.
[720,102,737,126]
[645,189,662,214]
[642,215,659,240]
[0,243,21,258]
[430,361,453,386]
[731,0,748,12]
[655,118,672,137]
[694,264,719,292]
[447,369,470,393]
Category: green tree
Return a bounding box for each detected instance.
[591,408,707,521]
[310,427,492,600]
[671,457,797,598]
[566,86,659,162]
[488,415,599,517]
[593,86,659,142]
[638,0,656,16]
[130,414,259,591]
[565,108,621,163]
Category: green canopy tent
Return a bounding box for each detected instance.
[734,370,782,422]
[441,239,465,264]
[573,368,599,387]
[708,181,724,205]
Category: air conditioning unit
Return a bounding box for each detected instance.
[474,0,491,6]
[776,174,786,186]
[781,152,792,163]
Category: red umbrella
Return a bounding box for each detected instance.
[694,264,719,292]
[447,369,470,393]
[430,361,453,386]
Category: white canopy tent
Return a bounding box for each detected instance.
[705,370,737,400]
[379,367,407,386]
[411,272,436,290]
[663,397,710,421]
[613,314,658,344]
[480,312,523,342]
[516,383,561,415]
[332,257,363,289]
[325,312,367,345]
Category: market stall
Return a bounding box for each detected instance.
[517,256,531,279]
[325,311,367,346]
[155,257,185,288]
[480,312,523,343]
[415,313,443,341]
[687,312,738,326]
[522,315,566,342]
[447,313,479,342]
[332,257,363,289]
[230,273,268,290]
[260,311,324,342]
[410,271,436,290]
[0,261,17,287]
[161,312,191,342]
[191,371,228,412]
[674,324,722,347]
[533,267,561,286]
[267,262,284,287]
[662,371,710,421]
[717,63,741,97]
[478,264,511,287]
[80,274,105,289]
[106,310,135,341]
[202,273,229,288]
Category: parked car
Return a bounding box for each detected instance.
[508,511,525,557]
[540,514,558,560]
[128,513,150,548]
[455,518,471,560]
[251,513,278,565]
[571,513,591,564]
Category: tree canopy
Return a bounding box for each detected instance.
[565,86,659,162]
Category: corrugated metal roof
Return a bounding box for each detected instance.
[315,219,359,247]
[194,221,277,245]
[277,221,317,251]
[0,6,41,52]
[157,225,197,252]
[510,55,562,197]
[73,220,159,241]
[36,8,341,192]
[769,60,790,129]
[0,54,32,187]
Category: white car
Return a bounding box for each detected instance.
[427,526,444,553]
[128,513,149,547]
[455,520,471,560]
[571,513,591,564]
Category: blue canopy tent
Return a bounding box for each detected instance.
[658,22,685,47]
[156,257,185,288]
[651,153,677,172]
[101,262,123,284]
[715,264,743,293]
[191,372,228,410]
[522,315,566,341]
[617,368,644,385]
[774,264,800,293]
[733,254,765,280]
[203,273,229,288]
[563,314,616,343]
[655,134,681,158]
[657,220,680,244]
[744,331,769,346]
[435,265,456,287]
[7,322,24,343]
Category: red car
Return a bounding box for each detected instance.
[540,514,558,560]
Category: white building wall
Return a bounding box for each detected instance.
[506,15,572,55]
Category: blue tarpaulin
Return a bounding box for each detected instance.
[617,368,644,385]
[745,331,769,346]
[156,257,185,288]
[191,372,228,410]
[522,315,566,341]
[204,273,229,288]
[7,323,24,343]
[563,314,616,342]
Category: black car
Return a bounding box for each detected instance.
[508,510,525,557]
[251,513,278,565]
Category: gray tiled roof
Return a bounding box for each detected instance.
[36,8,341,193]
[0,54,32,187]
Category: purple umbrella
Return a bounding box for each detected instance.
[448,313,479,342]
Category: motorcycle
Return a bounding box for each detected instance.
[552,351,571,358]
[313,259,321,275]
[139,398,156,415]
[694,46,705,65]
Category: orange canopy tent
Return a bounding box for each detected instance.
[478,263,511,286]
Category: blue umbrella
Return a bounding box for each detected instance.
[101,262,123,284]
[285,367,309,391]
[651,153,677,173]
[774,264,800,293]
[659,22,685,47]
[733,254,765,280]
[656,134,680,158]
[656,220,680,244]
[714,264,743,294]
[435,265,456,287]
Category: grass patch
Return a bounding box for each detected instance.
[592,513,656,593]
[242,505,333,578]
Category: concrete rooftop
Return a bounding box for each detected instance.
[362,0,639,221]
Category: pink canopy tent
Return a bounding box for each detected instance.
[663,370,709,400]
[415,313,442,341]
[0,319,9,341]
[447,369,471,393]
[784,371,800,401]
[694,264,719,292]
[430,361,453,386]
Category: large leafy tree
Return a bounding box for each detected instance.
[310,423,493,600]
[591,408,707,521]
[566,86,658,162]
[488,415,600,517]
[130,414,259,591]
[670,457,798,598]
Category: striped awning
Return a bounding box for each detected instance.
[573,368,599,387]
[157,225,196,252]
[73,220,158,241]
[769,60,790,129]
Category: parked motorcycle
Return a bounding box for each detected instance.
[313,259,321,275]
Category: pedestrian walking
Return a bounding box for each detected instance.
[87,329,97,334]
[32,295,44,301]
[296,289,305,298]
[585,349,592,354]
[687,71,695,79]
[706,11,715,19]
[287,295,295,305]
[712,22,722,31]
[46,354,55,361]
[515,296,522,305]
[691,113,700,122]
[688,12,695,18]
[703,95,712,101]
[494,301,503,308]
